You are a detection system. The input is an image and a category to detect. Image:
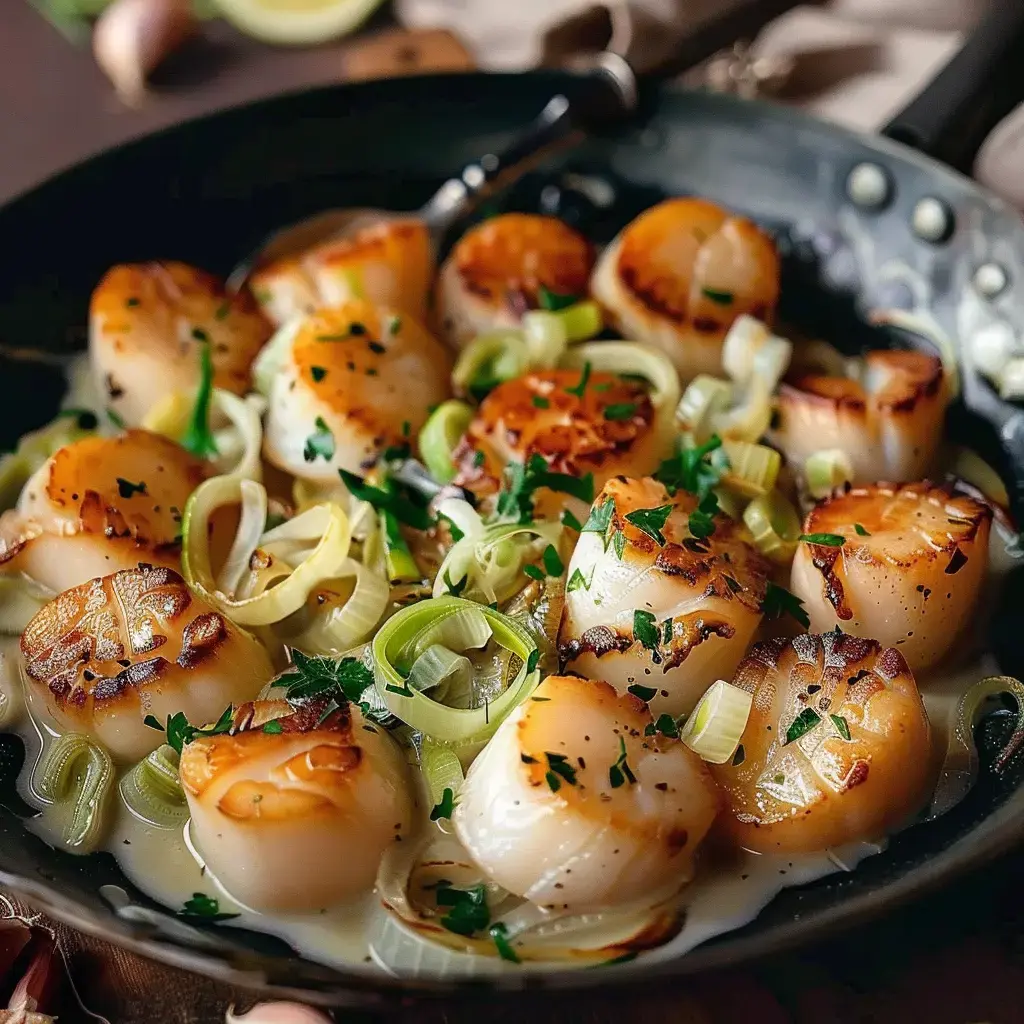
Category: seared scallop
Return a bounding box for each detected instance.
[790,483,991,673]
[20,565,274,762]
[773,351,947,484]
[180,695,412,912]
[262,300,453,481]
[710,632,932,854]
[436,214,595,349]
[454,674,719,912]
[451,371,662,518]
[558,477,770,717]
[90,262,271,426]
[1,431,207,593]
[248,216,433,327]
[591,198,780,381]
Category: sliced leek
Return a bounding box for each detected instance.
[720,441,781,498]
[407,645,474,706]
[380,510,422,583]
[419,401,474,484]
[947,445,1009,509]
[743,490,802,563]
[679,679,752,764]
[453,331,529,398]
[804,448,854,499]
[422,738,465,833]
[675,375,733,440]
[521,311,569,366]
[0,575,54,635]
[556,300,603,343]
[710,381,774,443]
[0,411,96,510]
[722,315,792,391]
[372,597,540,743]
[120,744,187,829]
[35,733,114,850]
[252,317,302,397]
[182,475,353,627]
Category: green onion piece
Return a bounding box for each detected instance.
[742,491,803,564]
[675,375,733,440]
[380,510,421,584]
[419,400,474,484]
[453,331,529,399]
[720,440,781,499]
[181,342,219,459]
[373,597,540,742]
[679,680,752,764]
[556,300,603,343]
[35,733,114,850]
[119,744,187,829]
[804,448,854,500]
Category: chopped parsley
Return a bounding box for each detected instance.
[854,523,871,537]
[647,713,681,739]
[303,417,335,463]
[214,302,231,321]
[472,449,486,468]
[612,530,627,559]
[581,496,615,541]
[603,402,637,422]
[430,787,456,821]
[655,434,726,498]
[106,408,126,430]
[443,569,469,597]
[436,882,490,937]
[537,285,578,311]
[544,751,578,791]
[144,705,233,755]
[439,514,465,543]
[262,720,283,734]
[624,504,673,545]
[368,341,386,355]
[542,544,564,577]
[339,469,434,530]
[761,582,811,629]
[687,492,719,540]
[387,315,402,336]
[526,648,541,673]
[633,609,660,656]
[565,361,591,399]
[277,651,375,706]
[561,508,583,531]
[311,366,328,382]
[608,736,637,789]
[627,683,658,702]
[701,287,734,305]
[179,893,238,921]
[523,564,545,581]
[566,565,594,592]
[191,326,209,343]
[494,454,594,523]
[799,533,846,547]
[489,922,520,963]
[116,477,147,498]
[830,714,852,741]
[732,744,745,766]
[532,396,550,409]
[784,707,822,745]
[181,341,218,459]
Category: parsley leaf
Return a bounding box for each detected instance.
[116,477,147,498]
[532,396,550,409]
[542,544,564,577]
[106,408,126,430]
[655,434,726,498]
[612,530,626,559]
[181,342,218,459]
[150,706,234,755]
[581,496,615,540]
[761,581,811,629]
[495,455,594,523]
[303,417,335,463]
[565,362,591,399]
[687,492,719,540]
[489,922,520,963]
[429,787,456,821]
[311,366,328,383]
[624,504,673,545]
[854,523,871,537]
[538,285,578,311]
[608,736,637,789]
[179,893,238,921]
[561,508,583,531]
[603,402,637,421]
[799,533,846,547]
[278,651,374,708]
[785,707,822,745]
[649,713,681,739]
[436,883,490,937]
[566,565,594,592]
[339,469,434,531]
[526,648,541,674]
[627,683,657,702]
[262,720,283,734]
[443,569,469,597]
[633,609,660,657]
[830,714,852,741]
[701,287,734,305]
[544,751,579,791]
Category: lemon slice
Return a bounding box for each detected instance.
[214,0,386,45]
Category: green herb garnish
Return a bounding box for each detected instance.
[538,285,578,311]
[830,714,852,741]
[854,523,871,537]
[687,492,719,540]
[489,922,520,963]
[761,581,811,629]
[495,454,594,524]
[116,477,147,498]
[655,434,726,498]
[609,736,637,789]
[581,496,615,542]
[144,705,233,755]
[532,396,550,409]
[278,651,374,707]
[627,683,657,702]
[303,417,335,463]
[262,720,283,734]
[544,751,578,791]
[561,508,583,531]
[179,893,238,922]
[612,530,627,559]
[565,361,591,399]
[701,287,734,305]
[106,408,126,430]
[785,707,822,745]
[624,504,673,545]
[443,569,469,597]
[436,882,490,937]
[430,787,456,821]
[181,342,218,459]
[633,609,660,657]
[339,469,434,531]
[603,402,637,422]
[799,533,846,547]
[311,366,328,382]
[566,565,594,593]
[542,544,564,577]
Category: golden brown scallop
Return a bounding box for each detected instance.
[436,214,595,348]
[248,216,433,326]
[790,483,991,674]
[591,198,780,381]
[773,351,947,484]
[558,476,770,716]
[20,564,274,762]
[450,370,661,518]
[262,299,453,480]
[90,261,271,426]
[709,632,932,854]
[180,694,412,912]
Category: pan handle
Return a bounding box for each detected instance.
[882,4,1024,173]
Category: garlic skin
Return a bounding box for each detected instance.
[93,0,197,105]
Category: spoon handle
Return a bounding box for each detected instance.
[417,54,637,236]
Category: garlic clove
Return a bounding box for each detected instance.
[92,0,198,106]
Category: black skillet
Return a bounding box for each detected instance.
[3,2,1024,1012]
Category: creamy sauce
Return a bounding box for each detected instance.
[0,520,1017,979]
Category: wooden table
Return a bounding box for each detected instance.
[2,6,1024,1021]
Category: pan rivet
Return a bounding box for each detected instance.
[912,198,954,243]
[463,165,486,189]
[847,163,891,209]
[974,263,1009,299]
